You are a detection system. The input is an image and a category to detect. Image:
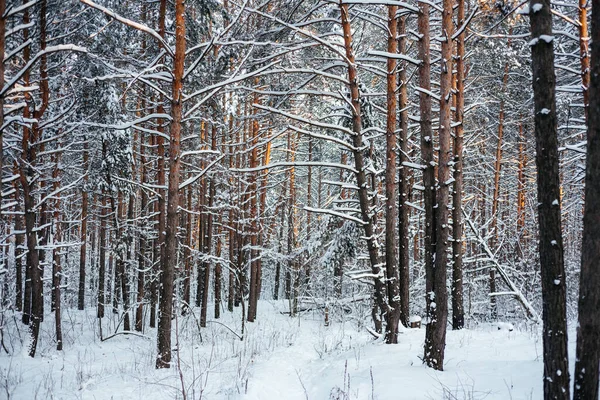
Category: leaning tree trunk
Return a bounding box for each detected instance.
[338,0,388,333]
[529,0,570,398]
[573,0,600,396]
[156,0,185,369]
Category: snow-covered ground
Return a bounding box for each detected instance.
[0,301,575,399]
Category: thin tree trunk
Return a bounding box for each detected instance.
[151,0,168,330]
[418,0,438,366]
[338,1,387,333]
[52,152,63,351]
[397,14,410,329]
[384,3,400,344]
[573,0,600,395]
[451,0,466,331]
[579,0,590,122]
[78,141,89,310]
[13,173,23,312]
[98,195,107,319]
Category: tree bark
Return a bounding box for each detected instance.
[98,195,107,319]
[397,14,410,329]
[338,0,388,332]
[529,0,570,397]
[418,0,438,367]
[426,0,453,370]
[384,4,400,344]
[78,141,89,310]
[156,0,185,369]
[573,0,600,396]
[451,0,466,331]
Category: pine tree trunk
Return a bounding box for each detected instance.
[13,173,23,312]
[426,0,452,370]
[418,0,438,366]
[573,0,600,396]
[529,0,570,397]
[78,141,89,310]
[579,0,590,122]
[338,1,388,332]
[98,195,107,319]
[451,0,466,331]
[156,0,185,369]
[52,152,63,350]
[397,14,410,329]
[384,4,400,344]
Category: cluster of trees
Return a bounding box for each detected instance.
[0,0,597,398]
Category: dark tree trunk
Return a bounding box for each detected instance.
[418,0,438,366]
[425,0,452,371]
[13,179,24,312]
[529,0,570,398]
[573,0,600,396]
[98,195,107,319]
[78,141,89,310]
[52,152,63,350]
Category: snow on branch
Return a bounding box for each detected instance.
[255,104,355,137]
[303,206,366,226]
[336,0,419,13]
[288,125,357,151]
[79,0,173,57]
[232,161,358,174]
[179,154,225,190]
[463,211,541,324]
[1,45,87,97]
[367,50,421,66]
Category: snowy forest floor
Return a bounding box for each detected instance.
[0,300,577,399]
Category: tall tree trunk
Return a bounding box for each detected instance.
[573,0,600,396]
[451,0,466,331]
[151,0,168,330]
[0,0,4,220]
[489,55,509,320]
[338,1,387,333]
[579,0,590,122]
[384,4,400,344]
[20,2,32,327]
[418,0,438,366]
[52,152,63,350]
[156,0,185,369]
[529,1,570,397]
[98,195,107,319]
[13,172,23,312]
[516,122,527,256]
[247,81,262,322]
[78,141,89,310]
[397,14,410,329]
[425,0,453,370]
[214,215,223,319]
[136,132,148,332]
